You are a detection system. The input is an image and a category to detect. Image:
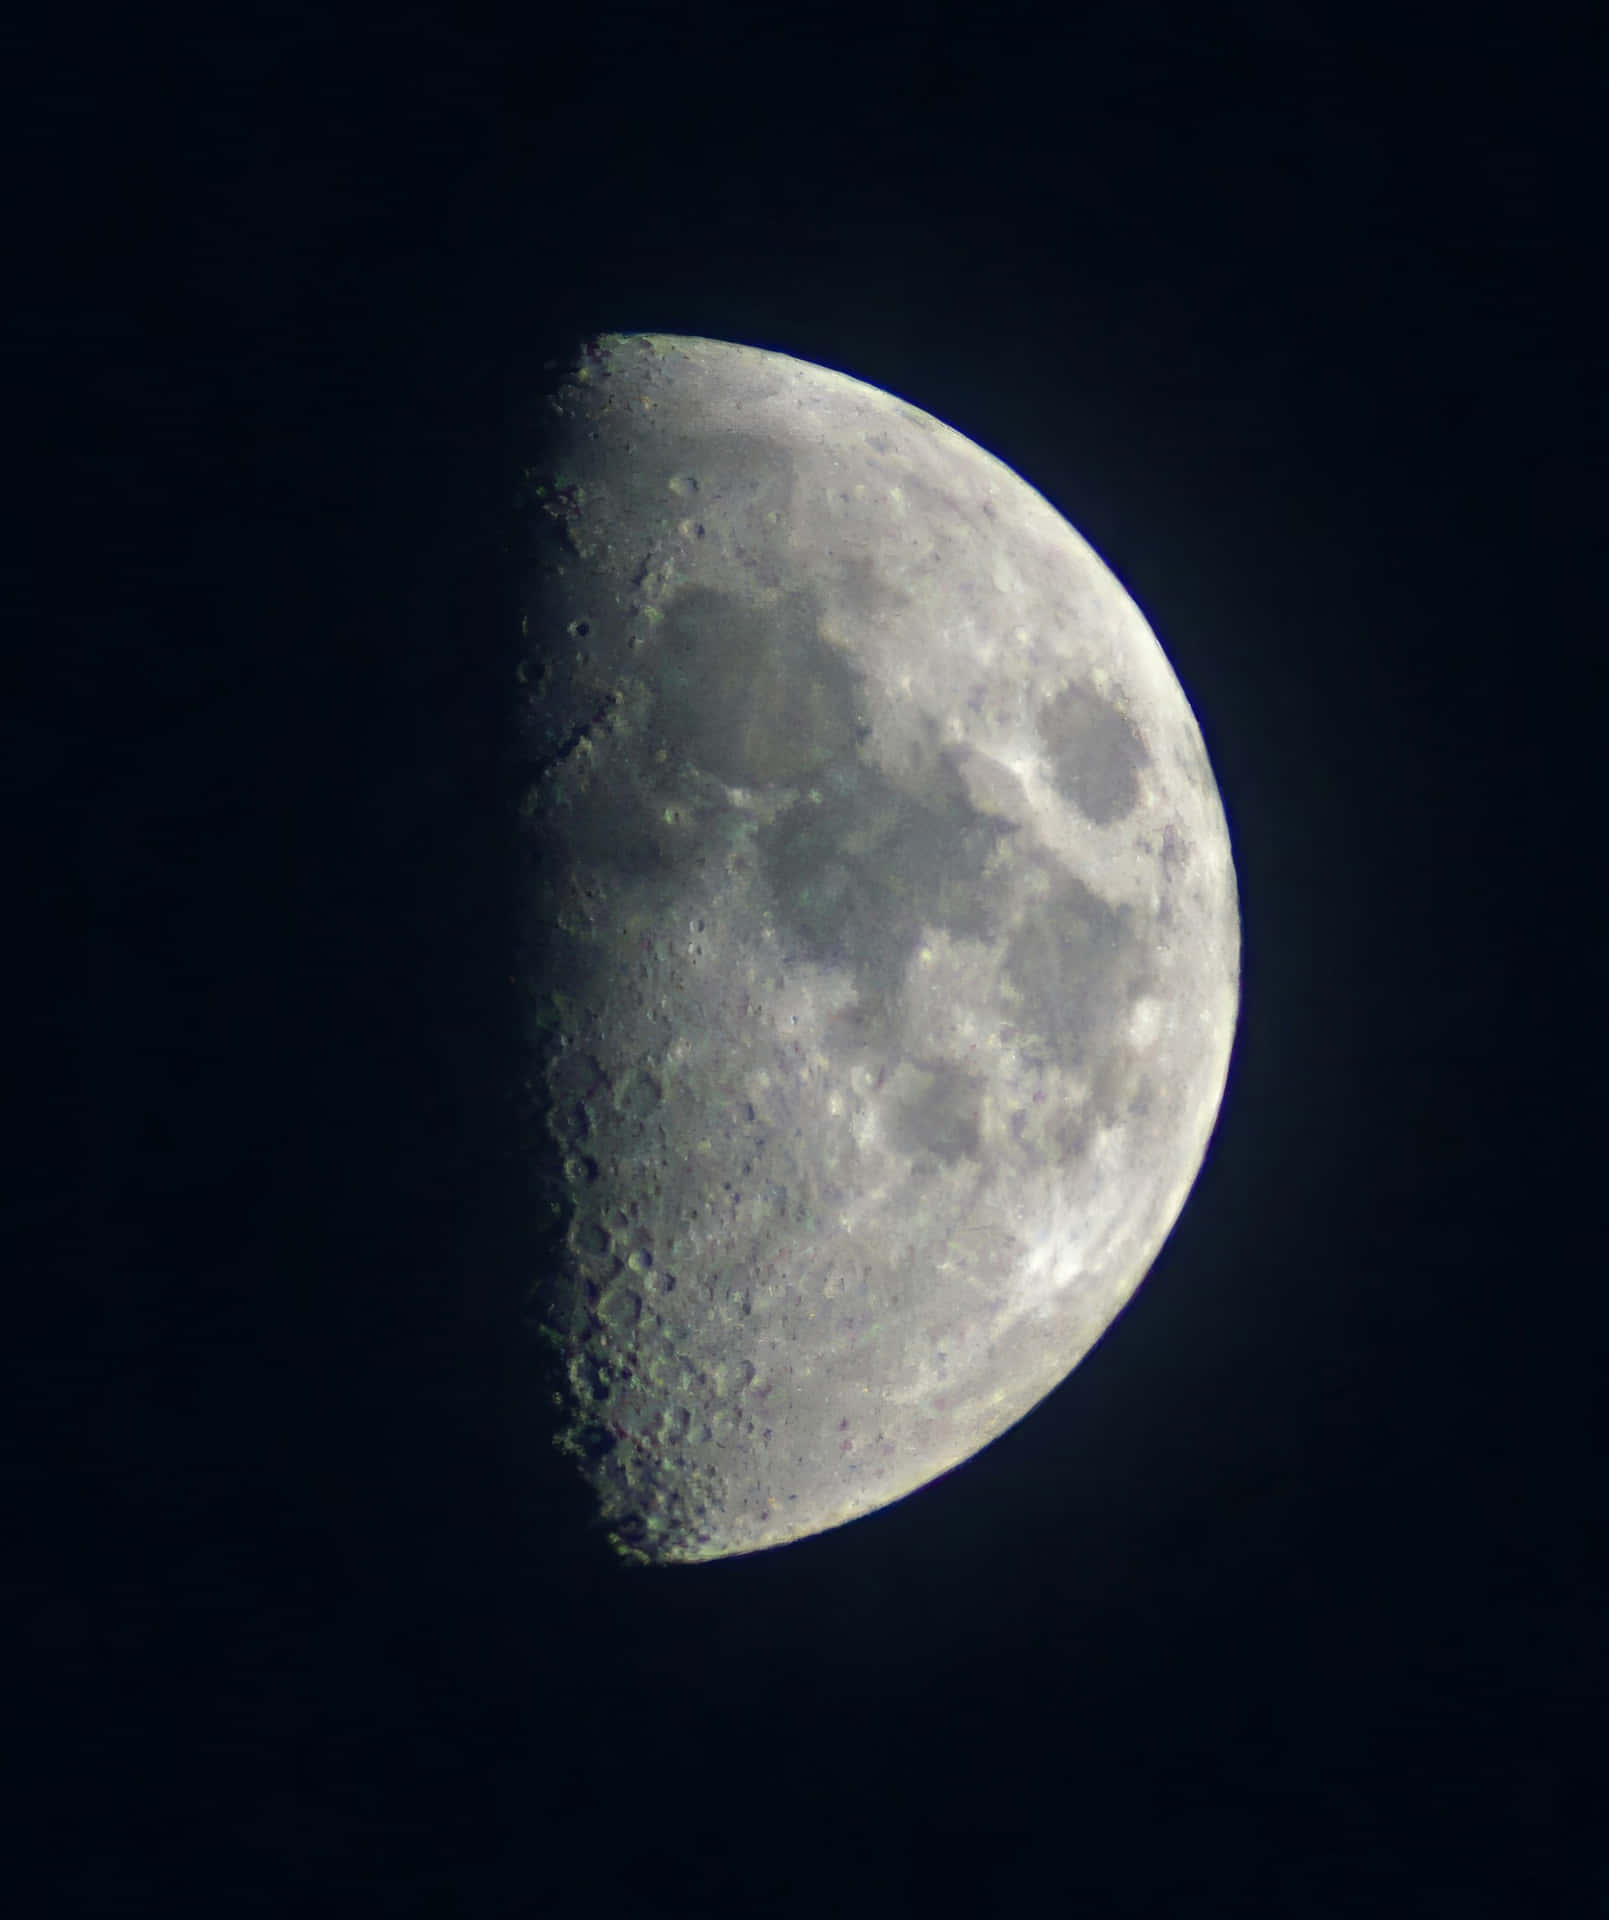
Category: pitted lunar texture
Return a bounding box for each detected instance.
[518,332,1238,1563]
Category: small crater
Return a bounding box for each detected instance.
[575,1424,616,1462]
[617,1071,663,1123]
[574,1352,611,1403]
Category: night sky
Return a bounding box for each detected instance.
[37,4,1603,1912]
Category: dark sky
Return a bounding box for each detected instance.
[35,4,1603,1912]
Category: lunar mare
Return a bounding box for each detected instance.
[518,333,1238,1563]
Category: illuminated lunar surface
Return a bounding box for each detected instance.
[518,333,1238,1563]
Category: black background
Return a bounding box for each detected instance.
[32,3,1604,1912]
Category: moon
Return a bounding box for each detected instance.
[518,333,1238,1563]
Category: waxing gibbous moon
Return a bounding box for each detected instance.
[518,332,1239,1564]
